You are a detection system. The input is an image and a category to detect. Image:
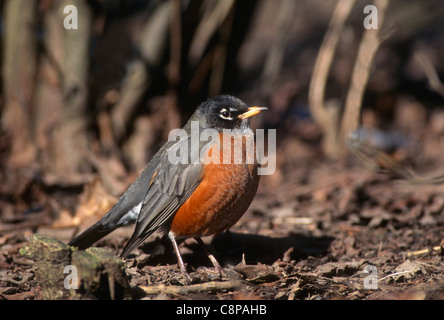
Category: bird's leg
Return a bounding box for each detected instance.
[168,232,192,283]
[194,237,225,277]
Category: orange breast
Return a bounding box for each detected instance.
[169,132,260,238]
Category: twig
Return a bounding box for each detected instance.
[346,129,444,185]
[140,280,243,296]
[112,2,171,140]
[378,270,414,282]
[0,222,52,235]
[261,0,297,94]
[414,50,444,97]
[308,0,355,158]
[168,0,182,88]
[341,0,390,143]
[346,131,417,180]
[188,0,235,65]
[405,246,442,258]
[208,5,234,97]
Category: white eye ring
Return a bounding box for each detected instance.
[219,108,233,120]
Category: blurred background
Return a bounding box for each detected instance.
[1,0,444,227]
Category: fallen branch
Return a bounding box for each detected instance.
[405,245,443,258]
[140,280,243,296]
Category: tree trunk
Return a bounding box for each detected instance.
[51,0,93,179]
[1,0,38,169]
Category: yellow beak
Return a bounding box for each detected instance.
[238,106,268,120]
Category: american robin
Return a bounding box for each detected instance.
[68,95,266,281]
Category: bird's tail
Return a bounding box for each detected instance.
[120,231,153,258]
[68,221,117,250]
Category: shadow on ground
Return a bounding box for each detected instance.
[136,231,334,269]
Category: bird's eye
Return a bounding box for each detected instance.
[219,108,232,120]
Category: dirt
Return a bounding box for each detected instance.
[1,113,444,301]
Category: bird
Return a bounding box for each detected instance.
[68,95,267,282]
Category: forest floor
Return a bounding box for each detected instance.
[1,103,444,300]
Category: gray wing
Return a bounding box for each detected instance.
[68,138,179,249]
[120,136,206,257]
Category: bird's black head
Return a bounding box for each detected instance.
[196,95,266,130]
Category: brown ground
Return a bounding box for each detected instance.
[1,108,444,300]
